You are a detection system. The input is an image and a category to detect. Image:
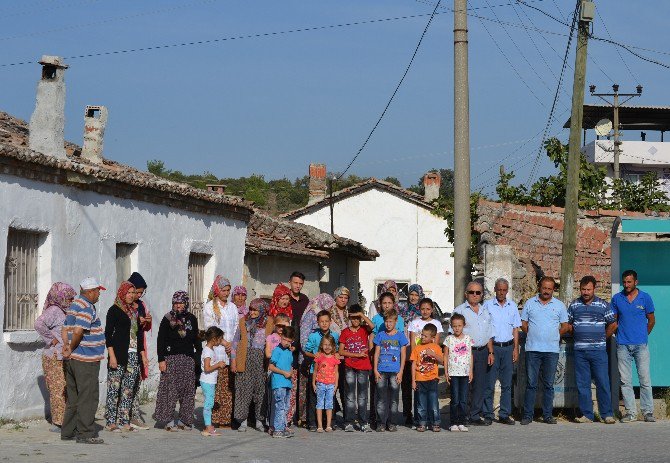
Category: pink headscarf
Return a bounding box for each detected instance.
[43,282,77,313]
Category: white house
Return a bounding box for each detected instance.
[283,167,454,315]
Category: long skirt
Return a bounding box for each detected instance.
[233,349,266,423]
[297,362,310,423]
[105,352,140,426]
[42,354,66,426]
[211,365,234,426]
[154,355,196,426]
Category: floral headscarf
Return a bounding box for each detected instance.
[330,287,350,332]
[269,283,292,319]
[402,283,424,323]
[232,285,249,317]
[246,298,269,339]
[374,280,400,315]
[114,281,136,317]
[166,290,191,337]
[43,282,77,313]
[208,275,231,323]
[307,293,336,317]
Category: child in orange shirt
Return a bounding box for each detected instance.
[410,324,443,432]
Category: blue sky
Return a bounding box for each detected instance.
[1,0,668,196]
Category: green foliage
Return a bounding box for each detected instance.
[436,192,482,265]
[408,168,455,201]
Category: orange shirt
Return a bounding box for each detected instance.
[409,342,442,381]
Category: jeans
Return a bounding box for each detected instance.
[416,379,440,426]
[61,360,101,440]
[450,376,468,426]
[344,368,369,425]
[375,372,399,427]
[470,347,491,420]
[484,343,514,420]
[523,351,559,420]
[316,382,335,410]
[200,381,216,426]
[574,349,613,420]
[617,343,653,415]
[272,387,291,432]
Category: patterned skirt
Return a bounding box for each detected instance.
[212,365,234,426]
[233,348,266,422]
[105,352,140,426]
[42,354,66,426]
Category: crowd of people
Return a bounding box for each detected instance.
[34,269,656,444]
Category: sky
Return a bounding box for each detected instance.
[1,0,669,197]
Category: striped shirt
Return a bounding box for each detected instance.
[64,296,105,362]
[567,296,615,351]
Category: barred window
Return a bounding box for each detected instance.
[188,253,210,327]
[115,243,136,289]
[4,229,41,331]
[375,280,410,304]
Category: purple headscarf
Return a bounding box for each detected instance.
[43,282,77,313]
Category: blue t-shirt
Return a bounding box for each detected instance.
[371,314,405,334]
[611,289,655,345]
[304,329,339,373]
[270,345,294,389]
[568,296,615,350]
[521,296,568,353]
[373,330,409,373]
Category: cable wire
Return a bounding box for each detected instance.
[595,8,639,82]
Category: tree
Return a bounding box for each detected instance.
[408,168,455,201]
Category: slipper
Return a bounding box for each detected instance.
[121,426,138,433]
[317,427,324,433]
[201,430,222,437]
[164,425,178,432]
[416,425,426,432]
[432,425,441,432]
[325,427,333,432]
[105,425,121,433]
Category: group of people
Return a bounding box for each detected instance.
[34,268,656,444]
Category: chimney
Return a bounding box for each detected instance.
[29,55,69,158]
[81,105,108,164]
[206,184,226,194]
[423,171,441,202]
[308,163,327,205]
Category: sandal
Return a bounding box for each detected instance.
[432,425,441,432]
[201,430,222,437]
[325,426,333,432]
[121,425,138,433]
[164,425,178,432]
[105,424,121,433]
[317,427,324,433]
[416,425,426,432]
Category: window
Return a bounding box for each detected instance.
[375,280,410,303]
[188,253,211,327]
[4,230,41,331]
[115,243,137,289]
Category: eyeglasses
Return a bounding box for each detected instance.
[467,291,482,295]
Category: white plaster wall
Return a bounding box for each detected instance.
[293,189,454,314]
[0,173,247,420]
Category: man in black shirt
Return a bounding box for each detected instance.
[288,271,309,425]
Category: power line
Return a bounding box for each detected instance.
[336,0,442,180]
[2,0,102,18]
[594,8,639,82]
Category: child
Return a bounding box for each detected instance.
[407,298,444,347]
[373,309,409,432]
[338,304,374,432]
[443,313,473,432]
[312,335,340,432]
[265,313,291,359]
[269,325,296,438]
[410,324,444,432]
[200,326,226,437]
[303,310,340,432]
[371,292,405,335]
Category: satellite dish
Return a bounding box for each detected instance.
[595,118,613,136]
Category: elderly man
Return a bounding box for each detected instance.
[60,277,106,444]
[611,269,656,423]
[567,275,617,424]
[482,278,520,425]
[452,281,494,426]
[520,276,569,425]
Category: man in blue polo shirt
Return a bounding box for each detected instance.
[567,275,617,424]
[611,269,656,423]
[520,276,569,425]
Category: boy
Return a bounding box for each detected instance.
[410,324,444,432]
[303,310,340,432]
[269,325,296,438]
[443,313,473,432]
[338,304,374,432]
[373,309,409,432]
[407,298,444,347]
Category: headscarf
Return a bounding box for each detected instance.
[246,298,269,340]
[114,281,137,317]
[127,272,147,289]
[208,275,231,323]
[307,293,336,317]
[269,284,292,319]
[43,282,76,313]
[333,286,350,300]
[232,285,249,317]
[330,287,350,331]
[374,280,400,315]
[402,283,425,322]
[166,290,190,337]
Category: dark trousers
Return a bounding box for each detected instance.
[416,379,440,426]
[484,343,514,420]
[369,370,377,425]
[574,349,613,420]
[344,367,369,425]
[375,372,399,427]
[306,371,317,427]
[61,359,101,439]
[470,347,490,420]
[450,376,468,426]
[523,351,559,420]
[401,362,413,421]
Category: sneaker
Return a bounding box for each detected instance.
[604,416,616,424]
[362,424,373,433]
[411,424,417,430]
[543,417,557,424]
[520,417,532,425]
[644,413,656,423]
[49,425,61,433]
[344,424,354,432]
[499,416,515,425]
[457,424,468,432]
[308,425,318,432]
[272,430,288,438]
[470,418,487,426]
[620,414,637,423]
[237,424,247,432]
[285,426,295,436]
[449,425,460,432]
[387,424,397,432]
[483,417,493,426]
[574,416,592,424]
[376,425,386,432]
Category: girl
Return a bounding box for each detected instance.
[312,335,340,433]
[443,313,473,432]
[200,326,225,437]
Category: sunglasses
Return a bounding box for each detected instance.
[467,291,482,295]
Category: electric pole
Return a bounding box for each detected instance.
[559,1,593,304]
[453,0,471,306]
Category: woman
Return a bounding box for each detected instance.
[232,298,274,431]
[155,291,201,431]
[104,281,144,432]
[203,275,238,428]
[401,283,424,427]
[268,283,292,319]
[368,280,402,316]
[34,282,77,432]
[127,272,152,429]
[232,286,249,318]
[329,286,350,335]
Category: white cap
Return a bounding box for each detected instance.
[80,277,106,291]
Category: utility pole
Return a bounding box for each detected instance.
[453,0,471,306]
[329,175,335,235]
[589,84,643,179]
[559,1,593,304]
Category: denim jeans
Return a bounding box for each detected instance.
[416,379,440,426]
[200,381,216,426]
[470,347,491,420]
[617,343,653,415]
[574,349,613,420]
[272,387,291,432]
[316,382,335,410]
[523,351,559,420]
[375,372,399,427]
[449,376,468,426]
[484,343,514,420]
[344,368,369,425]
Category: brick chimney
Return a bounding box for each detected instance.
[423,171,441,202]
[29,55,68,158]
[81,105,108,164]
[308,163,327,205]
[206,184,226,194]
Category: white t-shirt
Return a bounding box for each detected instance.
[407,318,444,345]
[200,346,219,384]
[443,334,473,377]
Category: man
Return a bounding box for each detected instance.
[611,269,656,423]
[482,278,520,425]
[520,276,569,425]
[451,281,494,426]
[287,271,310,425]
[567,276,617,424]
[60,277,106,444]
